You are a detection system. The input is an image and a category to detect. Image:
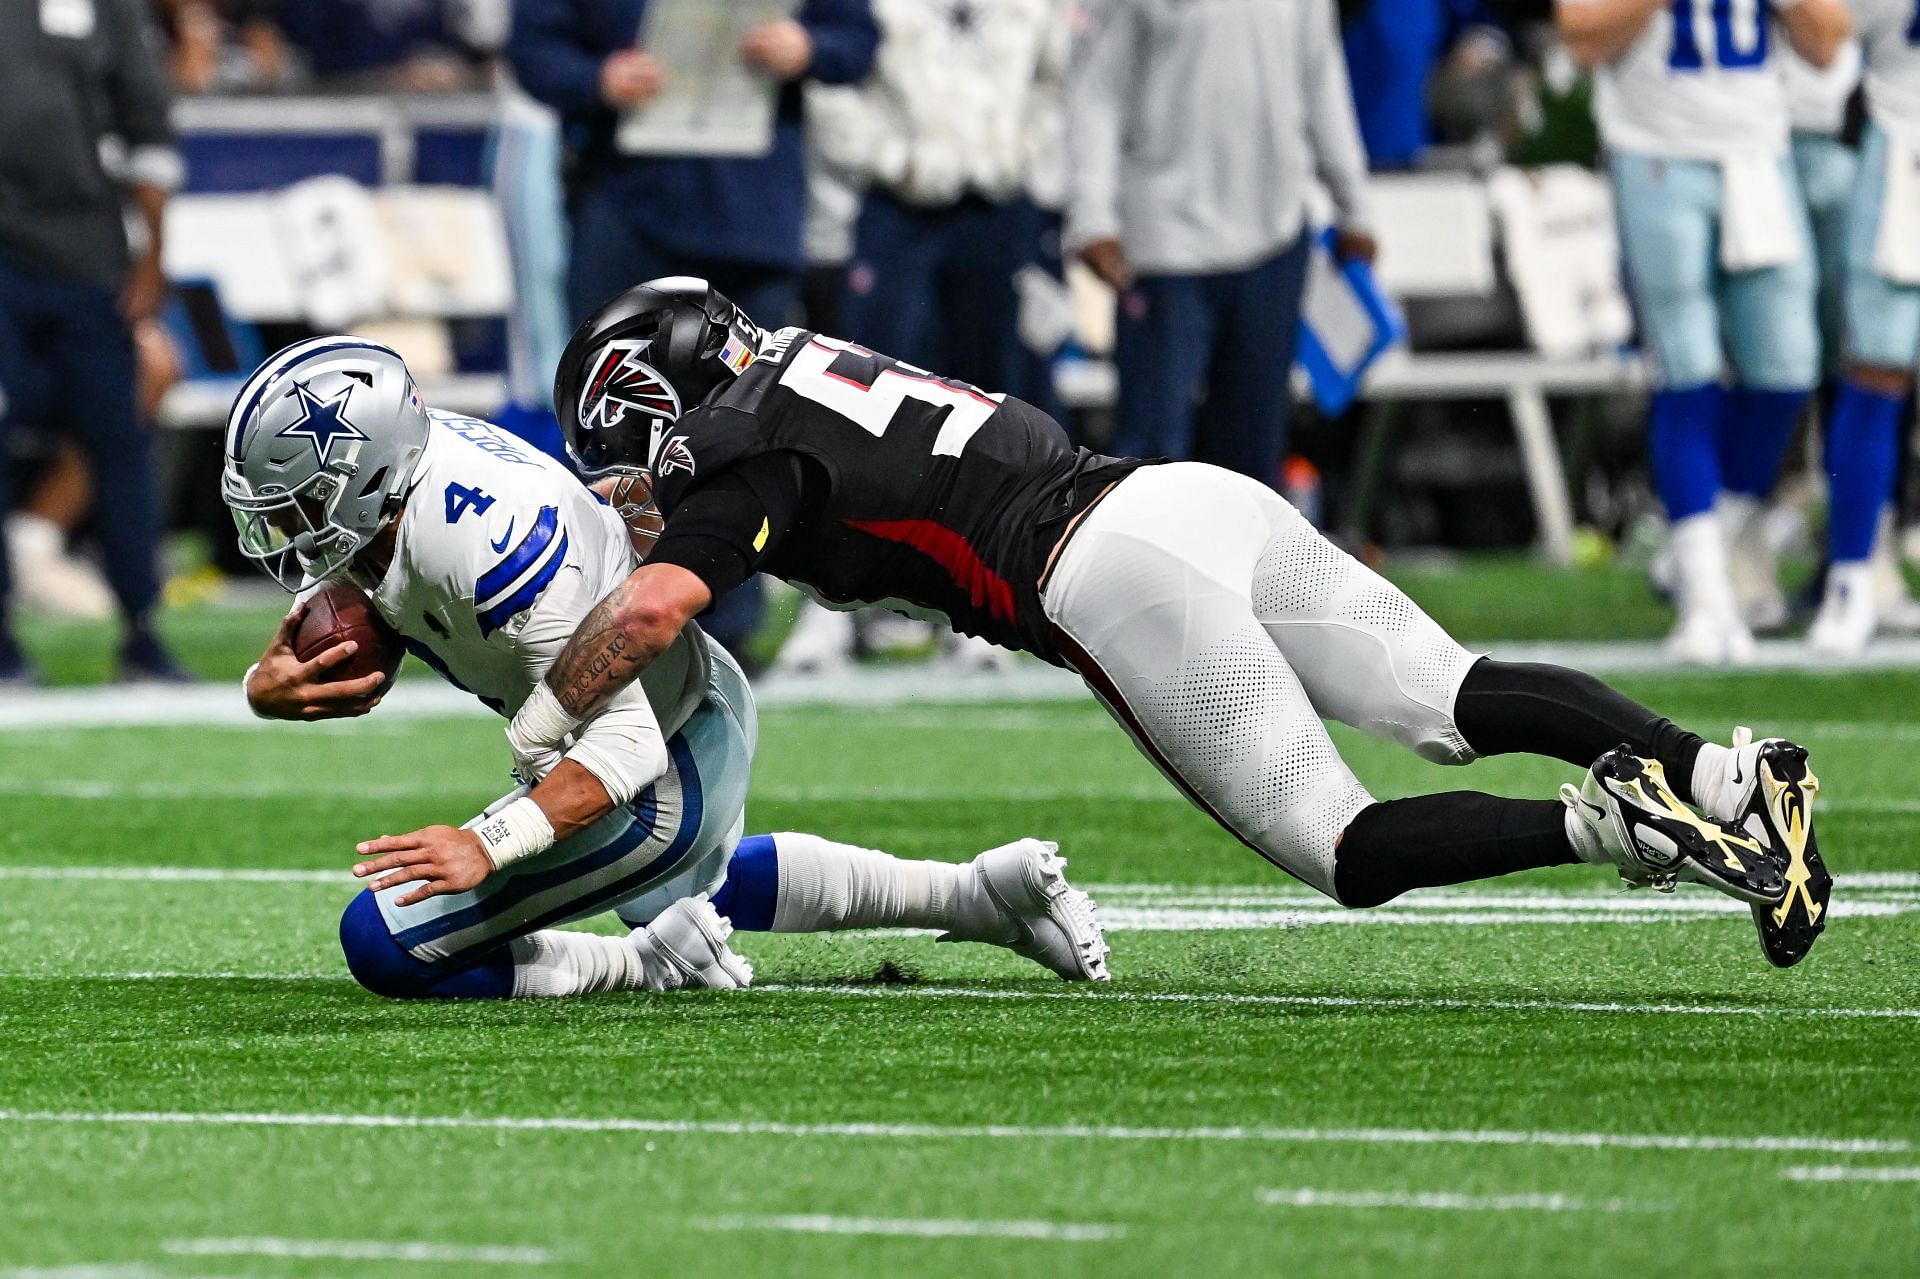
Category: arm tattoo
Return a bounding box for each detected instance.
[544,590,654,719]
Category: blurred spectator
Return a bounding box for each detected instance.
[280,0,508,91]
[810,0,1069,394]
[0,0,188,683]
[509,0,879,666]
[1066,0,1374,487]
[149,0,291,92]
[1341,0,1509,169]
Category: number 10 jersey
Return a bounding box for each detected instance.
[650,328,1151,666]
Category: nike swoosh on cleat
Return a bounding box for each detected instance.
[490,522,515,553]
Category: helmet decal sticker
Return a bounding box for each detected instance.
[275,380,369,465]
[580,339,683,435]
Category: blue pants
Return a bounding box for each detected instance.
[1109,235,1311,486]
[565,180,790,653]
[843,190,1031,392]
[1792,132,1859,377]
[0,248,163,632]
[1610,150,1819,392]
[1844,123,1920,371]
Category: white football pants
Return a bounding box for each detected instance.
[1041,463,1482,899]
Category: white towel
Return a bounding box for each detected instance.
[1873,132,1920,286]
[1719,152,1800,272]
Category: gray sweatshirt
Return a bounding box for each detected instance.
[1064,0,1372,275]
[0,0,181,286]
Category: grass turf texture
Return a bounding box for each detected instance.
[2,557,1918,1276]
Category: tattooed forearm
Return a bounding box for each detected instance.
[544,592,655,719]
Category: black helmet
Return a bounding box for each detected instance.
[554,276,765,478]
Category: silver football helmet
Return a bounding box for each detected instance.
[221,337,430,591]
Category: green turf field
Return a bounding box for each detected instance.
[2,578,1918,1276]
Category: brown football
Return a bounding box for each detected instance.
[293,581,404,685]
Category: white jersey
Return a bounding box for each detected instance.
[1855,0,1920,145]
[1784,38,1862,136]
[368,412,709,741]
[1580,0,1790,159]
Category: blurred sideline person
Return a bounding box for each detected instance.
[509,0,879,665]
[1341,0,1510,171]
[812,0,1069,395]
[1808,0,1920,655]
[512,278,1833,972]
[1558,0,1850,664]
[0,0,189,684]
[1066,0,1375,488]
[221,339,1108,1000]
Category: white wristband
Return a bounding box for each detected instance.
[243,663,270,720]
[510,683,581,758]
[471,796,557,871]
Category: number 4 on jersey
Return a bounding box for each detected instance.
[444,482,495,523]
[781,336,999,458]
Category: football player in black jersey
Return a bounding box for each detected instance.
[508,277,1832,970]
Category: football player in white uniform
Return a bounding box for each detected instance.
[1559,0,1850,662]
[223,338,1108,1000]
[1807,1,1920,654]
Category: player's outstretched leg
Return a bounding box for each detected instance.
[704,833,1109,981]
[338,891,751,1000]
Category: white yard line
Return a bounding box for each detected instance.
[696,1215,1122,1242]
[1781,1165,1920,1183]
[162,1238,554,1264]
[1256,1188,1659,1213]
[0,973,1912,1023]
[755,984,1920,1021]
[0,1109,1907,1155]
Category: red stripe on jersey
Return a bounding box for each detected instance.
[844,518,1018,622]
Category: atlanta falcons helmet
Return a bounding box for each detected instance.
[554,277,765,479]
[221,337,430,590]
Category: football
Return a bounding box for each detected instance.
[292,581,404,686]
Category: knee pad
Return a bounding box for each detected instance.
[1247,779,1377,902]
[1254,516,1480,765]
[338,891,441,1000]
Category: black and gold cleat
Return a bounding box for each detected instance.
[1562,747,1788,906]
[1739,741,1830,968]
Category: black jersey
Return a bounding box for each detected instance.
[648,328,1150,664]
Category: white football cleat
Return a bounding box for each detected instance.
[1808,563,1876,658]
[1561,748,1785,905]
[942,838,1110,981]
[1700,727,1830,968]
[631,895,754,991]
[770,600,857,676]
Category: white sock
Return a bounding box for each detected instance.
[507,928,646,997]
[5,513,62,561]
[768,831,990,934]
[1563,805,1607,865]
[1671,511,1737,615]
[1691,741,1732,815]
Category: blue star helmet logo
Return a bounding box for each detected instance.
[276,380,369,465]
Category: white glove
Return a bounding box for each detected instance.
[507,683,577,784]
[628,896,754,991]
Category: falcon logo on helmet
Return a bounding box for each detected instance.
[580,339,683,436]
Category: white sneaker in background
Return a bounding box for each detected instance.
[1719,495,1787,631]
[770,598,857,676]
[938,630,1016,674]
[1664,511,1753,665]
[1808,561,1877,658]
[5,514,114,621]
[1871,512,1920,634]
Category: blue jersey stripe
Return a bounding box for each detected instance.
[476,528,569,637]
[391,734,706,951]
[475,504,559,602]
[227,339,397,463]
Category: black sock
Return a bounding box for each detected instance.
[1453,658,1707,802]
[1333,793,1577,908]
